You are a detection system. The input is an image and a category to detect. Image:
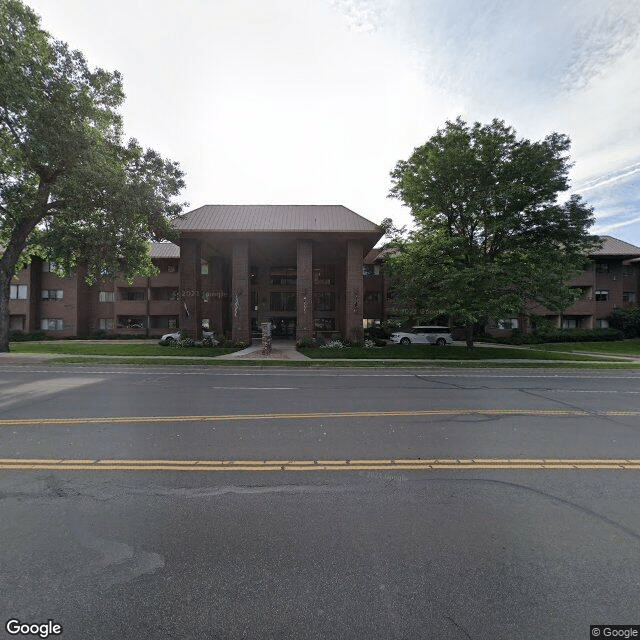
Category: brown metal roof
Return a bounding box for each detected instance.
[149,242,180,258]
[591,236,640,257]
[172,205,382,234]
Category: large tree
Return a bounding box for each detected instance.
[386,117,598,347]
[0,0,185,350]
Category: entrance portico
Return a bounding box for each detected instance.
[173,205,382,343]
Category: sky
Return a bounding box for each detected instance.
[25,0,640,246]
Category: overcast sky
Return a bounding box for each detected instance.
[26,0,640,246]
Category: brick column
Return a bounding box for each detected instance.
[345,240,363,343]
[179,238,201,339]
[296,240,313,341]
[231,240,251,342]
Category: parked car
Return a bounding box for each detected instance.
[160,330,217,344]
[389,326,453,346]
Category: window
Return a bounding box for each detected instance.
[314,292,335,312]
[270,267,296,285]
[595,263,609,273]
[41,318,63,331]
[314,318,336,331]
[9,285,27,300]
[270,292,296,312]
[42,290,64,300]
[99,291,115,302]
[363,265,380,276]
[595,290,609,301]
[623,292,637,303]
[364,291,382,304]
[122,289,145,301]
[167,263,177,273]
[497,318,519,330]
[99,318,114,330]
[562,318,578,329]
[623,266,634,277]
[10,316,25,331]
[201,261,209,275]
[117,317,146,329]
[596,319,609,329]
[42,261,57,273]
[313,266,335,286]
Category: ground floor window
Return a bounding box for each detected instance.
[117,317,146,329]
[595,319,609,329]
[497,318,519,330]
[623,292,637,303]
[149,316,178,329]
[99,318,114,330]
[595,290,609,302]
[270,292,296,312]
[314,317,336,331]
[562,317,578,329]
[41,318,63,331]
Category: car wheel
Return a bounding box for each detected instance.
[435,338,446,346]
[400,337,410,345]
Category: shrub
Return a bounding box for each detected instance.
[296,337,315,349]
[320,340,348,349]
[233,340,250,349]
[608,306,640,338]
[491,328,623,344]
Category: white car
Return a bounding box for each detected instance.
[389,326,453,346]
[161,330,217,344]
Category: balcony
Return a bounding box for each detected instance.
[114,300,147,315]
[149,272,179,287]
[149,300,180,315]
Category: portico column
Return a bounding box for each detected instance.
[179,238,201,339]
[231,240,251,343]
[345,239,363,343]
[296,239,313,341]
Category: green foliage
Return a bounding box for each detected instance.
[487,328,623,344]
[0,0,185,349]
[386,117,598,346]
[233,340,250,349]
[608,306,640,338]
[296,337,315,349]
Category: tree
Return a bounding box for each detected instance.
[386,117,598,347]
[0,0,185,350]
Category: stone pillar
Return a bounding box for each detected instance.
[179,238,201,339]
[345,240,363,343]
[231,240,251,343]
[296,239,313,341]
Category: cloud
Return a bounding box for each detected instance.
[592,214,640,234]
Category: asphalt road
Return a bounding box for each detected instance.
[1,365,640,639]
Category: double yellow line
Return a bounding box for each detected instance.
[1,458,640,472]
[0,408,639,427]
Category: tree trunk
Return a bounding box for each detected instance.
[0,266,13,352]
[465,322,474,348]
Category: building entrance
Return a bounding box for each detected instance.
[271,317,296,339]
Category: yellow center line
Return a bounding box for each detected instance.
[0,408,638,427]
[1,457,640,472]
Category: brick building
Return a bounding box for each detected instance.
[8,205,383,340]
[360,235,640,334]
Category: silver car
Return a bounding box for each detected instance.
[161,330,217,344]
[389,326,453,346]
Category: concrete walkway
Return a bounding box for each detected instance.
[213,339,310,361]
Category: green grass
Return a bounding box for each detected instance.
[299,344,619,361]
[533,339,640,356]
[10,342,238,357]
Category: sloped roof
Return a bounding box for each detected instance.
[172,205,381,234]
[149,242,179,258]
[592,235,640,257]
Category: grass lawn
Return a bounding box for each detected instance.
[298,344,619,361]
[533,339,640,356]
[10,342,239,357]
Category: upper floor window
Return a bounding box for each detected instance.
[595,290,609,301]
[270,291,296,312]
[314,292,335,312]
[98,291,115,302]
[364,291,382,304]
[201,261,209,275]
[595,263,609,273]
[42,261,57,273]
[623,292,637,303]
[9,284,27,300]
[363,265,380,276]
[42,290,64,300]
[623,266,634,277]
[121,289,145,301]
[270,267,296,286]
[313,266,335,286]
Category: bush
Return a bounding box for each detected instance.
[233,340,250,349]
[296,337,315,349]
[9,330,49,341]
[491,328,623,344]
[608,306,640,338]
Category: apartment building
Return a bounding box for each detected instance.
[361,235,640,334]
[8,205,383,340]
